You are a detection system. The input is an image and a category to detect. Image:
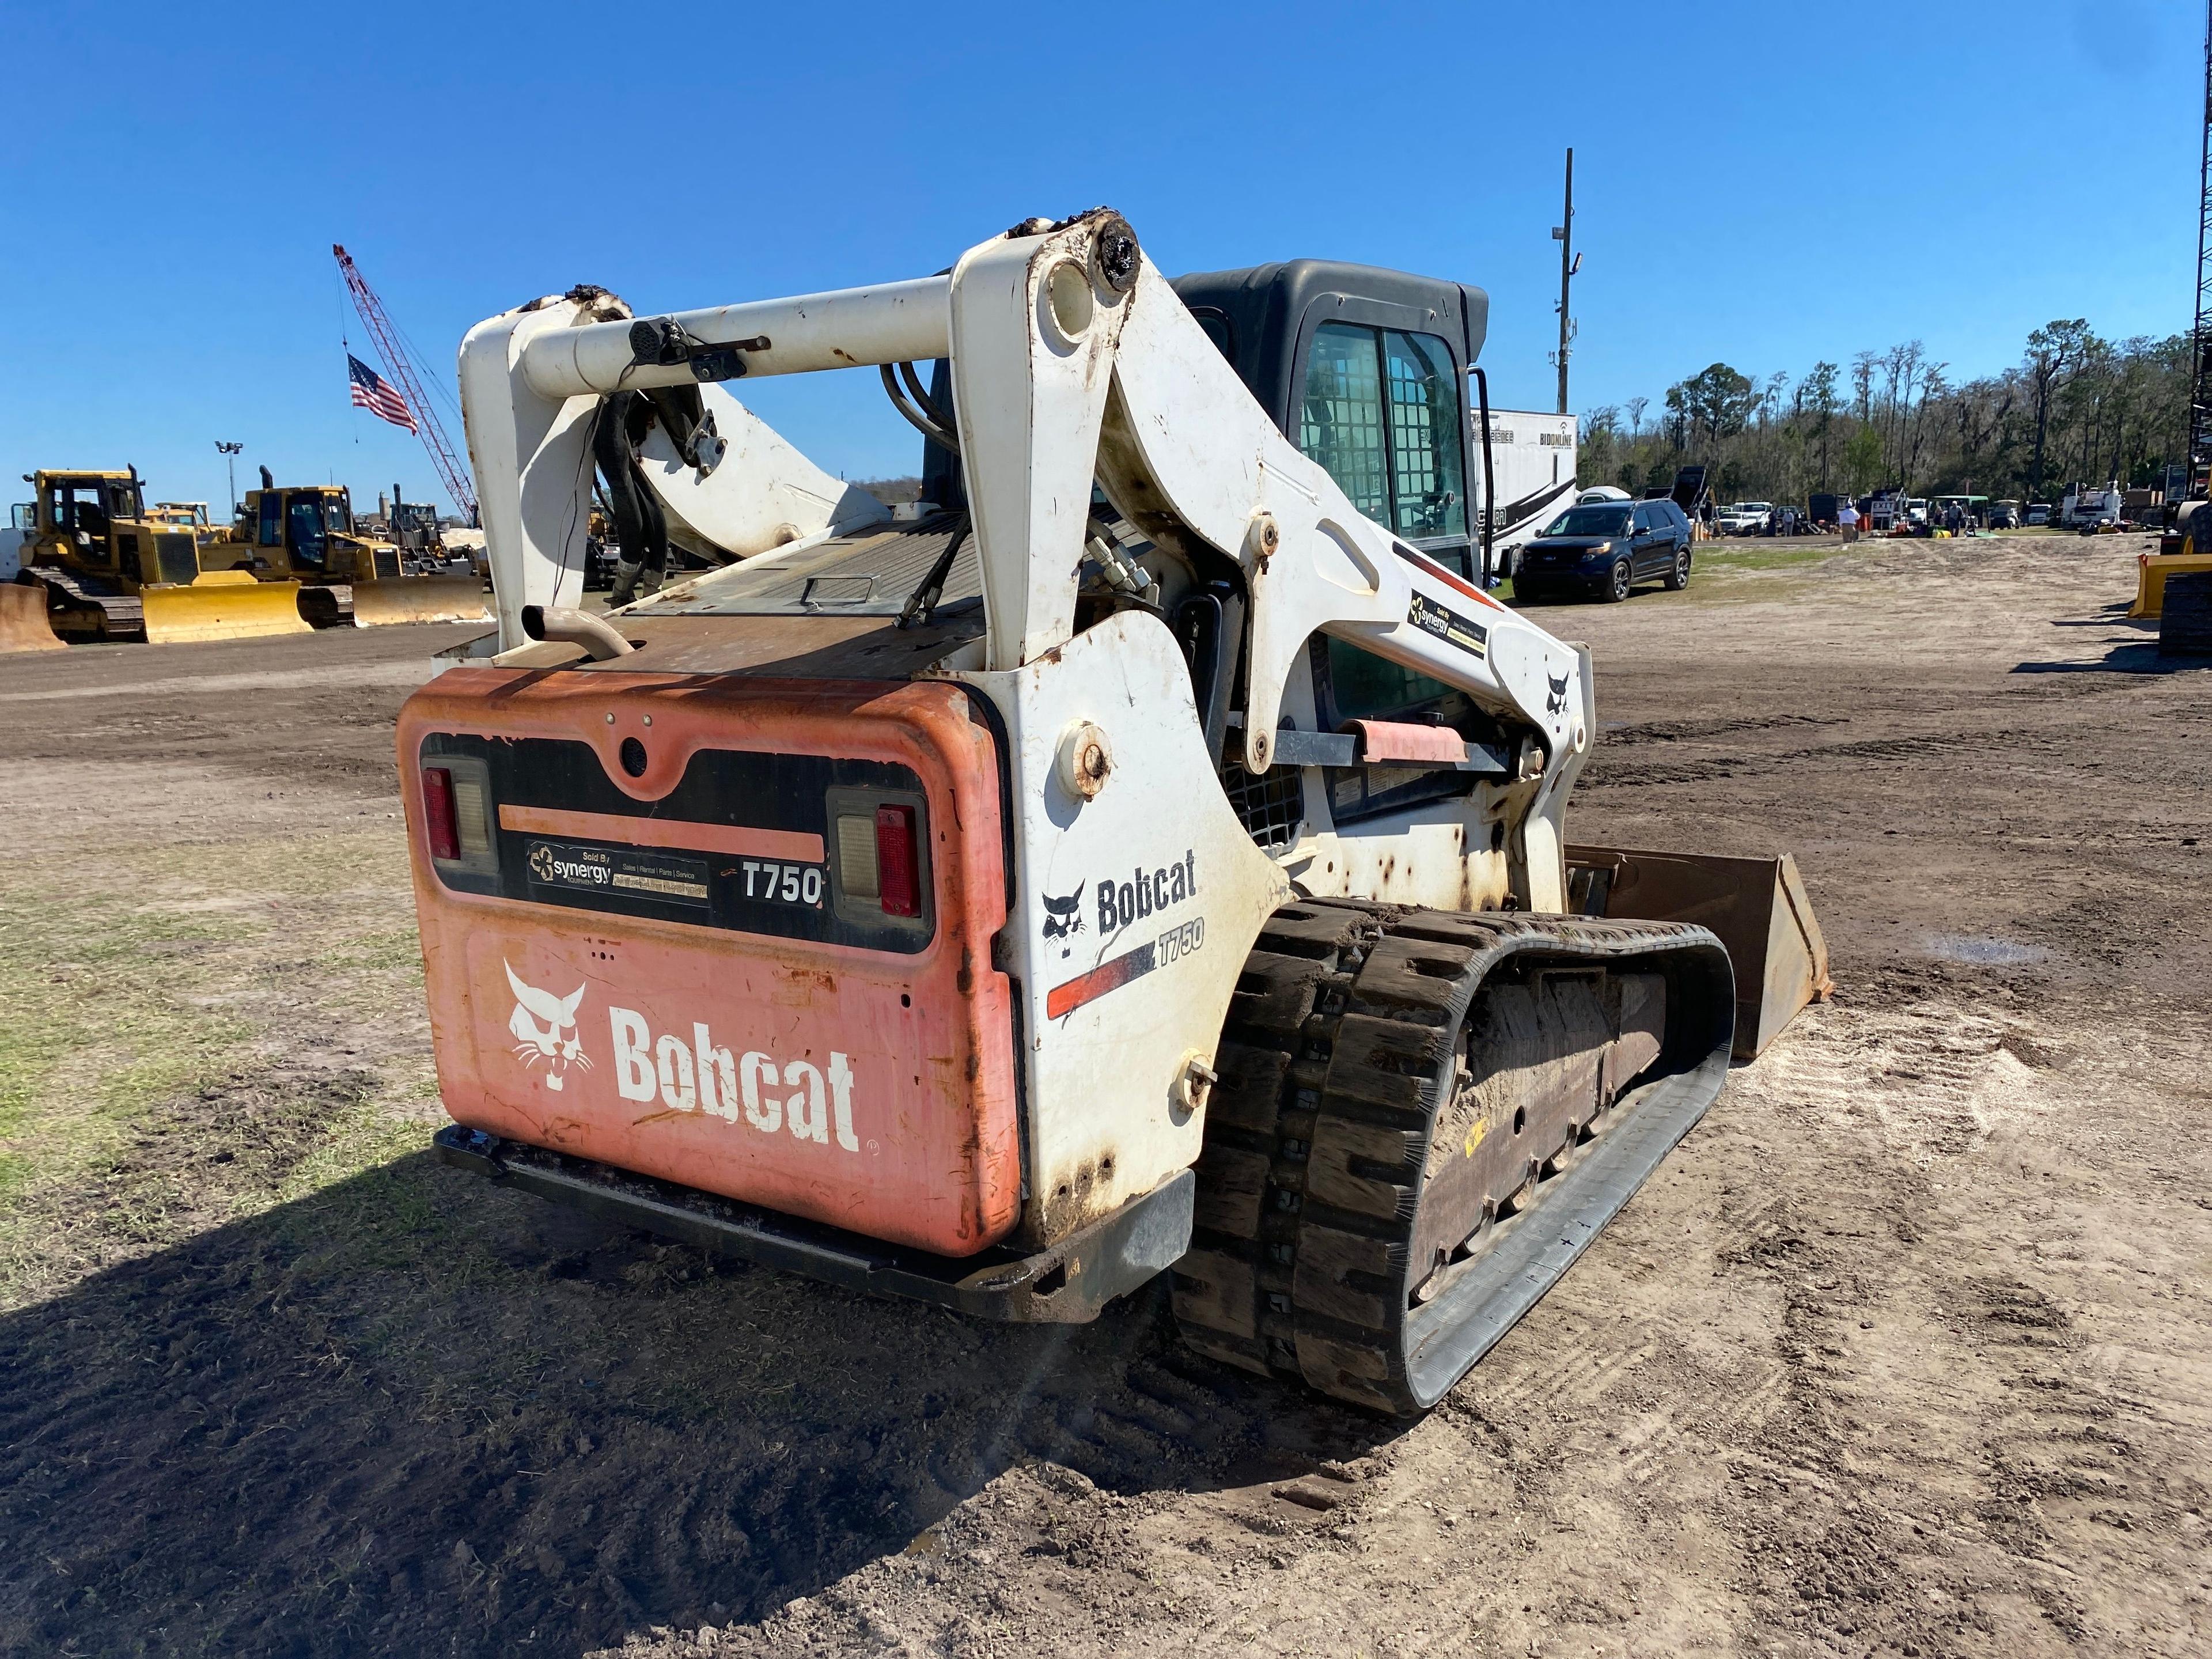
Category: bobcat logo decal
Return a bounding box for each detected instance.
[1544,670,1571,717]
[1041,884,1085,957]
[506,960,590,1091]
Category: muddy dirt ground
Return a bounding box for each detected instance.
[0,535,2205,1659]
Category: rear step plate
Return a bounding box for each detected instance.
[433,1124,1192,1324]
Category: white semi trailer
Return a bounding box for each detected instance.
[1474,406,1578,579]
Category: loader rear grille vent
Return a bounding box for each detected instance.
[1219,757,1302,852]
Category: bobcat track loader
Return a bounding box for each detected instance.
[16,468,309,645]
[404,210,1825,1414]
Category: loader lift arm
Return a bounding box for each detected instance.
[463,211,1593,906]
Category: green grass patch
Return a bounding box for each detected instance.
[1497,540,1856,604]
[1692,541,1854,575]
[313,925,427,978]
[0,828,437,1305]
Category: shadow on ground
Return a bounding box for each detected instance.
[0,1153,1391,1658]
[2014,612,2205,674]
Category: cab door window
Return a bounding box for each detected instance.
[287,495,328,569]
[257,493,282,548]
[1299,323,1388,522]
[51,481,111,550]
[1382,331,1466,538]
[1298,324,1468,541]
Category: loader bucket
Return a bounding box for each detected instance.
[1565,845,1832,1060]
[0,584,66,652]
[345,575,495,627]
[2130,551,2212,620]
[141,572,312,645]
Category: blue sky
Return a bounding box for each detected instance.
[1,0,2197,514]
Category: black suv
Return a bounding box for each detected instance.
[1514,499,1693,603]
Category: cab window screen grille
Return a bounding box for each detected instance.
[1384,331,1467,538]
[1299,323,1387,522]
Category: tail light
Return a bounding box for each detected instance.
[422,766,460,860]
[875,805,921,918]
[422,763,492,863]
[832,798,926,922]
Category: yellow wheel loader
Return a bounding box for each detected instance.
[2133,499,2212,618]
[16,469,308,644]
[221,472,493,628]
[403,211,1827,1415]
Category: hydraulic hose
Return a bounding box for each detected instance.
[592,392,669,579]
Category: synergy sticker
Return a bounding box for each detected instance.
[1407,590,1490,659]
[525,839,710,906]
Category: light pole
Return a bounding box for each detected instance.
[215,441,244,515]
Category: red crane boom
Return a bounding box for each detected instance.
[332,244,479,521]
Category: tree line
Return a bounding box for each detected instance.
[1575,321,2191,507]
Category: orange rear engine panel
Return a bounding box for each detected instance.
[397,667,1018,1257]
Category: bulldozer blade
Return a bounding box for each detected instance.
[344,576,495,628]
[2129,551,2212,620]
[1565,845,1832,1060]
[0,584,66,652]
[141,574,313,645]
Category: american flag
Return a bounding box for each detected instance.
[347,353,417,433]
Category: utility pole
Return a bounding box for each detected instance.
[2190,0,2212,497]
[215,441,243,515]
[1551,148,1582,416]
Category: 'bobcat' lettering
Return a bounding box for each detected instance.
[1096,850,1196,937]
[608,1006,859,1153]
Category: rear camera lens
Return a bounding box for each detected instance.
[619,737,647,778]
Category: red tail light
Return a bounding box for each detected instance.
[422,766,460,861]
[875,804,921,917]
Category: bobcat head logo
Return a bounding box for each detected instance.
[1041,885,1085,957]
[1544,670,1571,717]
[506,960,590,1091]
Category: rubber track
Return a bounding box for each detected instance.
[1171,899,1729,1415]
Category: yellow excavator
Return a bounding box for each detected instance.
[219,470,492,627]
[13,468,309,645]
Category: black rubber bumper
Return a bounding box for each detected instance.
[430,1124,1192,1324]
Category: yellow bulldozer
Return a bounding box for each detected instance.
[219,470,492,628]
[12,468,309,645]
